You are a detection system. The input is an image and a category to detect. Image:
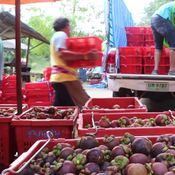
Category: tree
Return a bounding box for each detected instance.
[138,0,172,26]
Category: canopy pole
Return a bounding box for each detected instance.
[15,0,23,114]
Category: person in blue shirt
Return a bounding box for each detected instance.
[151,2,175,75]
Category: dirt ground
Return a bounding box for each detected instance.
[83,83,112,98]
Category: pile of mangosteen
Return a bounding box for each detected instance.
[0,107,16,117]
[20,106,75,120]
[19,133,175,175]
[84,104,135,110]
[85,113,174,128]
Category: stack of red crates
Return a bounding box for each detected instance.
[123,26,169,75]
[24,81,54,106]
[119,47,143,74]
[1,75,17,104]
[143,47,170,74]
[125,26,154,47]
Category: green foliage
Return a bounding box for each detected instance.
[138,0,173,26]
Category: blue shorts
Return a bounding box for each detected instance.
[151,15,175,50]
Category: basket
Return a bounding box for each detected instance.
[67,52,103,68]
[2,135,164,175]
[77,111,175,137]
[66,36,103,52]
[11,106,79,155]
[143,64,169,75]
[0,104,28,171]
[120,64,143,74]
[82,97,147,113]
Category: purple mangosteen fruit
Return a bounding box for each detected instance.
[131,137,152,155]
[86,147,104,164]
[129,153,150,164]
[78,135,98,149]
[103,135,120,150]
[125,163,148,175]
[152,162,168,175]
[57,160,76,175]
[151,142,168,157]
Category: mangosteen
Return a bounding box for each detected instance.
[72,153,87,170]
[100,161,111,171]
[45,152,57,164]
[131,137,152,155]
[120,132,135,145]
[165,172,175,175]
[86,147,104,164]
[117,116,130,127]
[129,153,150,164]
[111,144,131,158]
[157,134,171,145]
[59,147,75,160]
[156,152,175,167]
[98,116,111,128]
[18,166,36,175]
[166,148,175,156]
[111,155,129,170]
[78,135,98,149]
[170,135,175,146]
[112,104,120,109]
[57,160,76,175]
[155,114,171,126]
[151,142,168,158]
[110,120,119,128]
[103,135,120,150]
[152,162,168,175]
[83,162,100,174]
[125,163,148,175]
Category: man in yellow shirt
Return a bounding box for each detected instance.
[50,17,98,108]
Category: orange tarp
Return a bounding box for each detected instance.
[0,0,58,5]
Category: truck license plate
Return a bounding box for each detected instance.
[145,82,169,91]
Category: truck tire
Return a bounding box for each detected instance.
[113,88,133,97]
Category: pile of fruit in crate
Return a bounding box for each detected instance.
[86,113,174,128]
[0,108,16,117]
[9,134,175,175]
[20,106,75,120]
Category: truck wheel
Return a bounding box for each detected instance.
[113,88,133,97]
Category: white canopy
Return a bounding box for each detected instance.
[3,39,28,50]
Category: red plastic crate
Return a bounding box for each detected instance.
[120,55,142,65]
[143,56,169,65]
[83,97,147,113]
[67,52,103,68]
[143,64,169,75]
[66,36,103,52]
[0,104,28,171]
[144,27,154,46]
[125,27,145,46]
[2,135,163,174]
[119,47,143,56]
[120,64,142,74]
[11,106,79,155]
[77,111,175,137]
[24,81,51,90]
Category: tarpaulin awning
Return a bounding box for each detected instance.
[0,11,49,44]
[0,0,57,4]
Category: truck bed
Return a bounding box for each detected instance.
[107,73,175,92]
